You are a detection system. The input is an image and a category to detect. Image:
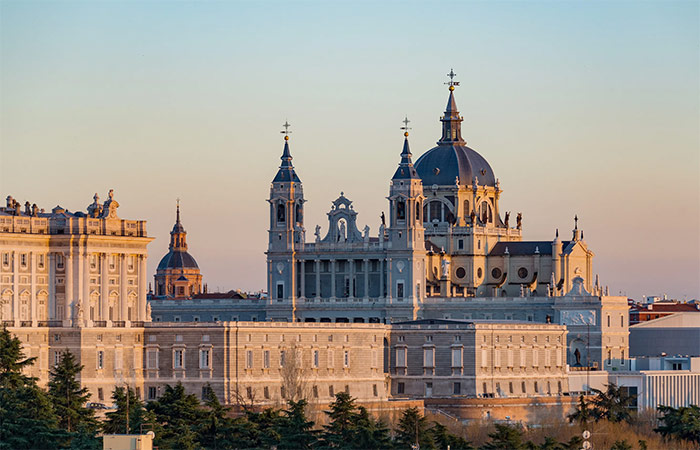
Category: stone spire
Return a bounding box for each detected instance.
[438,69,466,145]
[170,200,187,251]
[273,122,301,183]
[392,117,421,180]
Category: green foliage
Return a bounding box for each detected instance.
[395,406,436,450]
[48,350,98,434]
[568,395,592,425]
[480,423,527,450]
[430,421,474,450]
[0,384,68,450]
[0,326,37,389]
[277,400,318,450]
[588,383,636,423]
[319,391,360,449]
[655,404,700,444]
[147,383,205,449]
[103,386,157,436]
[351,406,393,450]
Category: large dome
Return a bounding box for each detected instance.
[157,249,199,271]
[414,144,496,187]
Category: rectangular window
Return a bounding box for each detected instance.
[98,388,104,401]
[1,253,8,266]
[263,350,270,369]
[280,350,286,367]
[397,382,405,394]
[20,253,27,267]
[507,349,514,367]
[264,386,270,399]
[371,349,378,368]
[148,387,157,400]
[114,348,123,370]
[200,349,210,369]
[313,350,319,368]
[396,347,407,367]
[97,350,104,369]
[38,254,45,269]
[54,350,61,366]
[327,349,334,368]
[276,283,284,300]
[246,350,253,369]
[453,382,461,395]
[173,350,184,369]
[56,254,64,269]
[372,384,378,397]
[313,385,319,398]
[147,350,157,369]
[544,349,551,367]
[423,348,434,368]
[458,239,464,250]
[329,385,334,397]
[343,350,349,368]
[481,349,488,368]
[397,282,404,299]
[451,348,462,367]
[533,348,539,367]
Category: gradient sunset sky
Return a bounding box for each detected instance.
[1,1,698,300]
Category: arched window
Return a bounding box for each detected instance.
[416,201,421,221]
[479,202,493,224]
[396,200,406,221]
[429,202,442,222]
[277,203,286,223]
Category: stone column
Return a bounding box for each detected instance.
[379,259,384,299]
[330,259,336,299]
[30,252,36,324]
[48,253,56,320]
[315,259,320,299]
[81,248,89,325]
[12,251,18,325]
[387,258,393,301]
[138,255,147,321]
[300,259,305,299]
[101,254,108,321]
[120,254,127,321]
[349,259,354,298]
[363,259,369,299]
[65,248,74,323]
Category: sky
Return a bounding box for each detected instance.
[1,1,698,301]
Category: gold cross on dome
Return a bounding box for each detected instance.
[445,68,460,87]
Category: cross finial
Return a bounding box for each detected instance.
[401,116,411,137]
[445,68,460,89]
[281,120,292,140]
[176,198,181,223]
[574,214,579,229]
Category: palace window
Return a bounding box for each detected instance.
[396,200,406,221]
[246,350,253,369]
[20,254,26,268]
[343,351,349,368]
[97,351,104,369]
[200,349,210,369]
[452,348,462,368]
[264,350,270,369]
[423,347,434,368]
[174,350,184,369]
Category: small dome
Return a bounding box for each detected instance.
[157,250,199,271]
[414,144,496,187]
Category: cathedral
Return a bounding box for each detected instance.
[266,75,598,324]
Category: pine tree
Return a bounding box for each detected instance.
[0,326,37,389]
[0,327,67,449]
[319,391,360,449]
[147,382,205,450]
[277,399,317,450]
[429,421,474,450]
[481,423,527,450]
[395,407,436,450]
[104,386,157,436]
[351,406,392,450]
[48,350,97,433]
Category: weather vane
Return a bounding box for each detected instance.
[401,116,411,136]
[281,120,292,139]
[445,68,460,88]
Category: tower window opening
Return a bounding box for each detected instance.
[397,200,406,221]
[277,203,286,223]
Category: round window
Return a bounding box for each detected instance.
[455,267,466,279]
[491,268,502,279]
[518,267,529,279]
[477,267,483,278]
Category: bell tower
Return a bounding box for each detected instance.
[387,119,426,311]
[266,122,305,320]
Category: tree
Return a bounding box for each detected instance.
[319,392,359,449]
[568,395,592,425]
[480,423,527,450]
[609,439,633,450]
[246,407,282,449]
[47,350,97,434]
[430,421,474,450]
[103,386,157,436]
[351,406,392,450]
[395,406,436,450]
[589,383,636,423]
[277,399,318,450]
[0,326,37,389]
[280,345,308,403]
[655,404,700,445]
[0,327,67,449]
[147,383,204,450]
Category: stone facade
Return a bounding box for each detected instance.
[389,320,569,399]
[0,191,151,327]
